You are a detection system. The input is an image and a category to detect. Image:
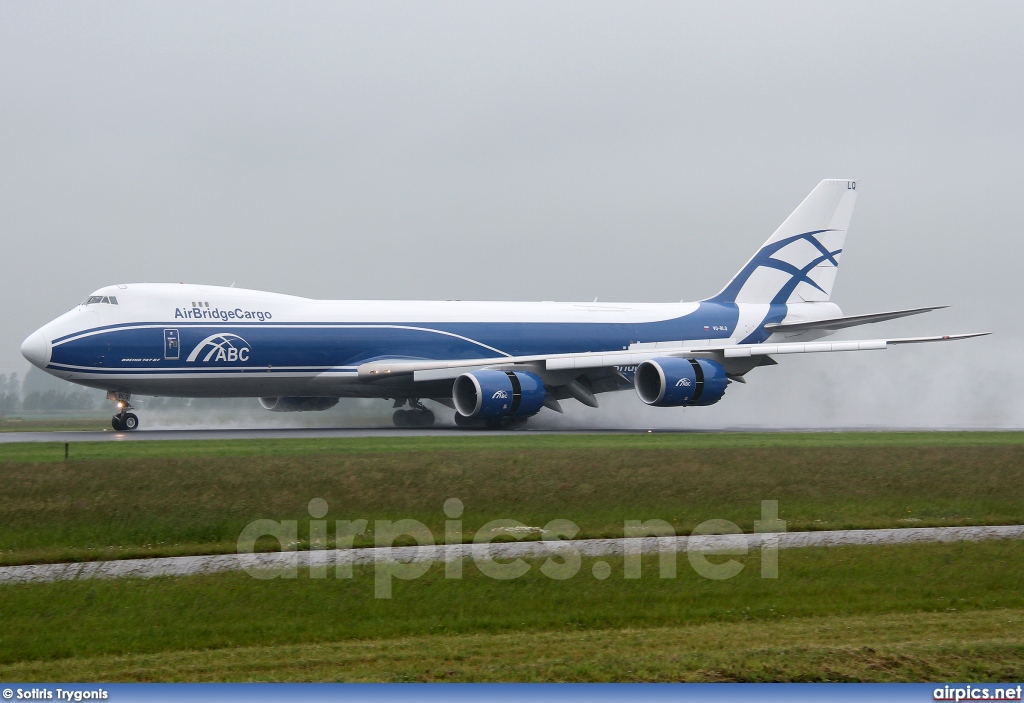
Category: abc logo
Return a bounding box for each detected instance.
[186,333,252,363]
[218,346,248,362]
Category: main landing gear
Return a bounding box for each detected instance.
[392,399,435,428]
[107,392,139,431]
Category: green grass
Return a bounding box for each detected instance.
[2,434,1022,682]
[4,430,1024,463]
[1,432,1022,565]
[4,609,1022,682]
[1,541,1023,681]
[0,416,108,433]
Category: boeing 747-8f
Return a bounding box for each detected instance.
[20,179,986,430]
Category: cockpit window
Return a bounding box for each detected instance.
[81,295,118,305]
[82,296,104,305]
[108,296,117,305]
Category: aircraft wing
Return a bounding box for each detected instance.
[356,332,989,382]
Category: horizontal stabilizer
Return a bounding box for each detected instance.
[764,306,947,334]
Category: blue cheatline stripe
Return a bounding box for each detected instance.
[49,306,742,347]
[45,304,749,375]
[53,323,515,359]
[46,365,351,376]
[54,321,516,346]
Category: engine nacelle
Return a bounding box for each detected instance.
[634,357,729,407]
[452,369,546,419]
[258,397,339,412]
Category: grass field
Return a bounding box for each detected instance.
[1,432,1022,682]
[1,542,1022,681]
[0,432,1022,565]
[7,610,1024,682]
[0,416,107,433]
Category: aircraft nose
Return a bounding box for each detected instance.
[20,331,50,369]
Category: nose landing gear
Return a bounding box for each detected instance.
[112,412,139,431]
[392,399,435,428]
[107,392,140,431]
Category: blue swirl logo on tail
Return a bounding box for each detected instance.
[708,229,842,305]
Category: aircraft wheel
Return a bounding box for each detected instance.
[123,413,139,431]
[111,415,124,431]
[395,408,435,428]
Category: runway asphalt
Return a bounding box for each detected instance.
[0,426,1012,443]
[0,427,653,443]
[3,525,1022,585]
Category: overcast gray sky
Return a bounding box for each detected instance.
[1,1,1021,426]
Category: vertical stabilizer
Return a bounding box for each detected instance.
[709,179,858,304]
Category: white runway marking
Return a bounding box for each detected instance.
[2,525,1022,585]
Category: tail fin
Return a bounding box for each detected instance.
[708,179,858,304]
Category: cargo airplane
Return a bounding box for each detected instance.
[21,179,986,430]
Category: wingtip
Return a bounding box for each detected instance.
[888,332,991,345]
[943,332,991,340]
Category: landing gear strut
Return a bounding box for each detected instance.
[392,399,435,428]
[107,391,139,431]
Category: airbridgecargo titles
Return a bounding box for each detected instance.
[174,306,273,322]
[21,179,987,431]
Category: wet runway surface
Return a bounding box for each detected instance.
[0,427,649,443]
[1,426,1007,443]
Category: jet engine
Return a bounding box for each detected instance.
[634,357,729,407]
[452,369,546,420]
[258,397,340,412]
